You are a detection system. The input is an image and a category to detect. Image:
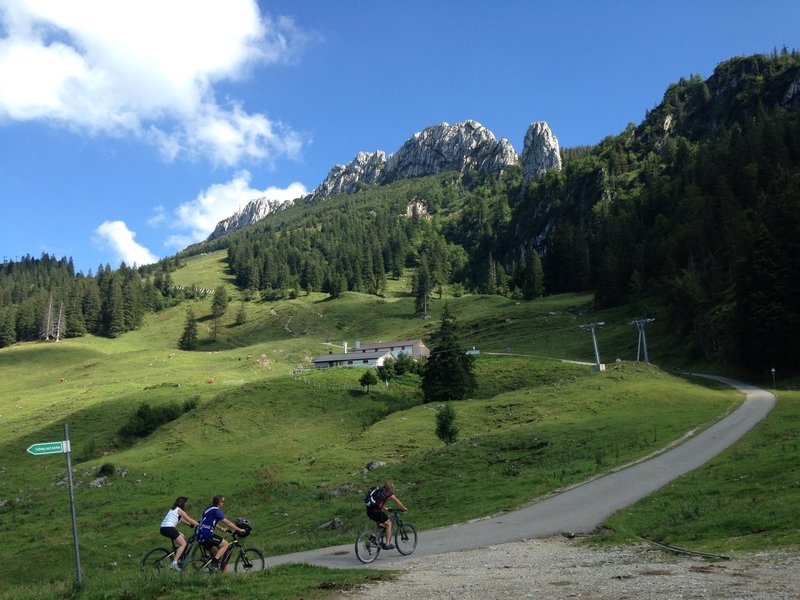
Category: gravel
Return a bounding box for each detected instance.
[335,536,800,599]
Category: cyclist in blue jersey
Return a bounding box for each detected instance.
[195,495,246,569]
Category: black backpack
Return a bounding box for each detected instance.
[363,486,384,507]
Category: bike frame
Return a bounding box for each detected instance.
[197,535,242,571]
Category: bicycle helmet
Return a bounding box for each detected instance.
[235,518,252,537]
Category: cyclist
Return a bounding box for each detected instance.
[159,496,199,571]
[196,495,246,569]
[365,480,408,549]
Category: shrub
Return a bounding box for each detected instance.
[97,463,116,477]
[117,400,196,443]
[435,404,459,444]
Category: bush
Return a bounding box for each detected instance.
[435,404,459,444]
[97,463,116,477]
[117,400,196,443]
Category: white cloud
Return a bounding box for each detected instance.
[163,171,306,249]
[94,220,159,267]
[0,0,308,164]
[147,205,167,227]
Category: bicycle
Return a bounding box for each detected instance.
[190,527,264,574]
[354,508,417,564]
[140,531,210,572]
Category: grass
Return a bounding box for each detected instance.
[0,251,796,599]
[0,566,395,600]
[594,390,800,553]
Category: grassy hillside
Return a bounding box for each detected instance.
[0,251,795,599]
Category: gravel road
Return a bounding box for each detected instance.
[335,535,800,599]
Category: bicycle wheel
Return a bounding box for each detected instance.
[354,528,381,564]
[187,542,210,562]
[233,547,265,573]
[395,521,418,555]
[188,556,215,573]
[140,547,173,572]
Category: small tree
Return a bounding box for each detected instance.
[178,308,198,350]
[377,359,396,387]
[235,301,247,326]
[359,369,379,393]
[435,404,459,444]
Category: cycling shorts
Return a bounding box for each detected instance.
[160,526,181,541]
[367,506,388,524]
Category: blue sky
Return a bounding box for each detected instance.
[0,1,797,274]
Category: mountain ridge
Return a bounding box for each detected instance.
[206,119,561,241]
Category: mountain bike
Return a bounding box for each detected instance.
[141,531,210,572]
[355,508,417,564]
[189,528,264,573]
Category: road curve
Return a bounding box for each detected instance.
[263,375,776,570]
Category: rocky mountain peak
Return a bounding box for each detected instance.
[206,197,288,241]
[520,121,562,183]
[382,120,519,182]
[207,119,562,240]
[312,150,387,199]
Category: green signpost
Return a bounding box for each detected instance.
[27,424,82,586]
[26,441,70,455]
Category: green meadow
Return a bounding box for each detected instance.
[1,251,797,599]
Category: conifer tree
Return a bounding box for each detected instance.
[235,301,247,325]
[0,308,16,347]
[178,308,198,350]
[421,304,475,403]
[211,285,228,341]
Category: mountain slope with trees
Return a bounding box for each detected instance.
[1,51,798,376]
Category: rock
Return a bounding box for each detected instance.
[520,121,562,183]
[89,476,108,488]
[206,197,291,241]
[313,151,387,198]
[366,460,385,471]
[208,118,562,239]
[318,518,343,530]
[382,120,518,182]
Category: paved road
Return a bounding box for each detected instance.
[263,375,776,570]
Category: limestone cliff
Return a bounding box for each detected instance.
[206,197,288,241]
[381,120,518,183]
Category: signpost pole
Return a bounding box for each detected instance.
[63,423,82,587]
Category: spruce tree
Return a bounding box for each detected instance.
[0,308,16,347]
[178,308,198,350]
[211,285,228,341]
[421,304,475,403]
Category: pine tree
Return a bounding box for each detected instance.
[421,304,475,403]
[178,308,198,350]
[235,301,247,325]
[0,308,16,347]
[105,278,126,337]
[40,294,54,340]
[211,285,229,341]
[412,255,432,317]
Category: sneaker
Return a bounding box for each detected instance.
[169,561,181,572]
[381,543,395,550]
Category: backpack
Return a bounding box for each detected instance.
[363,486,384,508]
